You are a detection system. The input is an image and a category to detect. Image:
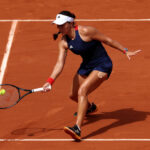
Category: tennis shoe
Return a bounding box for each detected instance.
[64,125,81,141]
[74,102,98,117]
[86,102,97,114]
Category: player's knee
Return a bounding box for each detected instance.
[78,86,87,97]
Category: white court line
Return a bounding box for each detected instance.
[0,21,18,84]
[0,19,149,22]
[0,139,150,142]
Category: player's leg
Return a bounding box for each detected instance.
[64,70,108,140]
[69,73,92,109]
[69,73,86,103]
[76,70,108,128]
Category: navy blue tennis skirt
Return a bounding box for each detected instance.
[77,59,113,78]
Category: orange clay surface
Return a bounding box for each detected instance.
[0,0,150,149]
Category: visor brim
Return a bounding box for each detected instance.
[52,20,67,25]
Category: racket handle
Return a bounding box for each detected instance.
[32,85,51,93]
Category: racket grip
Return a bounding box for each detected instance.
[32,85,51,93]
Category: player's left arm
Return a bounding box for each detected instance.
[83,26,141,60]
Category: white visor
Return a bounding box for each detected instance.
[53,14,74,25]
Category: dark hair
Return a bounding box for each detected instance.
[59,10,76,19]
[53,10,76,40]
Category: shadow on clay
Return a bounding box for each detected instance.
[82,108,150,139]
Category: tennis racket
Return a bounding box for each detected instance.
[0,84,51,109]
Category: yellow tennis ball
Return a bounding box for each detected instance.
[0,89,6,95]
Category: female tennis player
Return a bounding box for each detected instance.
[43,10,141,140]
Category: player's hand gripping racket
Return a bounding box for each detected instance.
[0,84,51,109]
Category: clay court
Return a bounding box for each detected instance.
[0,0,150,149]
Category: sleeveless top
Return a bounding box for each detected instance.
[66,26,112,69]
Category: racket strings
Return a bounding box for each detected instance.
[0,85,19,108]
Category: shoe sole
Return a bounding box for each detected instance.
[64,127,81,140]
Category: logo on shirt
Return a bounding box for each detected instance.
[69,45,73,49]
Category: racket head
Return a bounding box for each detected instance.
[0,84,31,109]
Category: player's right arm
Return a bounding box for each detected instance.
[43,38,68,91]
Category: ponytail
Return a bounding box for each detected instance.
[53,31,61,40]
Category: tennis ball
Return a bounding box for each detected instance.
[0,89,6,95]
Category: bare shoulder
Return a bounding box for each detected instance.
[58,36,68,50]
[78,25,108,41]
[78,25,98,36]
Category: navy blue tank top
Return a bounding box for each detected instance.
[66,26,112,67]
